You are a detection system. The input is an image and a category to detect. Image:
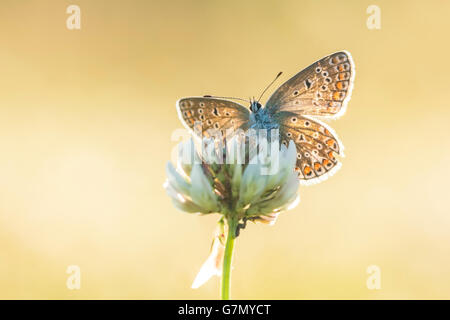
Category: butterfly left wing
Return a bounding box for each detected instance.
[273,111,344,184]
[177,97,250,139]
[265,51,355,119]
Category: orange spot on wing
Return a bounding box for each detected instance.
[322,159,330,166]
[303,166,312,176]
[336,82,343,90]
[326,139,335,147]
[314,163,321,171]
[333,92,342,101]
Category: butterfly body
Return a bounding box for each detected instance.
[177,51,355,185]
[249,106,279,130]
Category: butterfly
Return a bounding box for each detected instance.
[177,51,355,185]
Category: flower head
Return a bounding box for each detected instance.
[164,135,300,224]
[164,133,300,288]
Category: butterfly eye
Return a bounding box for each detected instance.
[214,123,220,129]
[225,111,231,116]
[317,143,323,149]
[322,71,329,77]
[296,153,302,159]
[293,90,299,96]
[290,117,297,123]
[286,132,292,138]
[198,109,204,114]
[200,115,205,121]
[325,77,332,83]
[206,119,212,125]
[304,120,311,127]
[199,102,205,107]
[250,102,261,113]
[321,85,328,91]
[315,67,322,73]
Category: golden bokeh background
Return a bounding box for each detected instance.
[1,0,449,299]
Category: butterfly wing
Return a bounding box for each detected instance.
[177,97,250,138]
[273,111,343,184]
[265,51,355,119]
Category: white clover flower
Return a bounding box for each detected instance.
[164,136,300,221]
[164,134,300,291]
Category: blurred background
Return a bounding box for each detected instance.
[1,0,449,299]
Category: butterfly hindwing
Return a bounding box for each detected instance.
[265,51,355,119]
[177,97,250,139]
[273,111,343,184]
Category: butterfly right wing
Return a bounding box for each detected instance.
[273,111,344,184]
[177,97,250,139]
[265,51,355,119]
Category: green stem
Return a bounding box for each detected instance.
[221,219,237,300]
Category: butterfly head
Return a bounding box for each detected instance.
[250,100,262,113]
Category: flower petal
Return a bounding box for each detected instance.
[190,164,219,212]
[238,162,267,209]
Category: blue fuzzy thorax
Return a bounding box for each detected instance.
[249,106,279,130]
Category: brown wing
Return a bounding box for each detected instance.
[273,111,344,185]
[265,51,355,119]
[177,97,250,139]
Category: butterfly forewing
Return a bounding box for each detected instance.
[177,97,250,139]
[265,51,355,119]
[273,111,343,184]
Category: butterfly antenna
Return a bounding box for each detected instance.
[257,71,283,103]
[203,95,249,103]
